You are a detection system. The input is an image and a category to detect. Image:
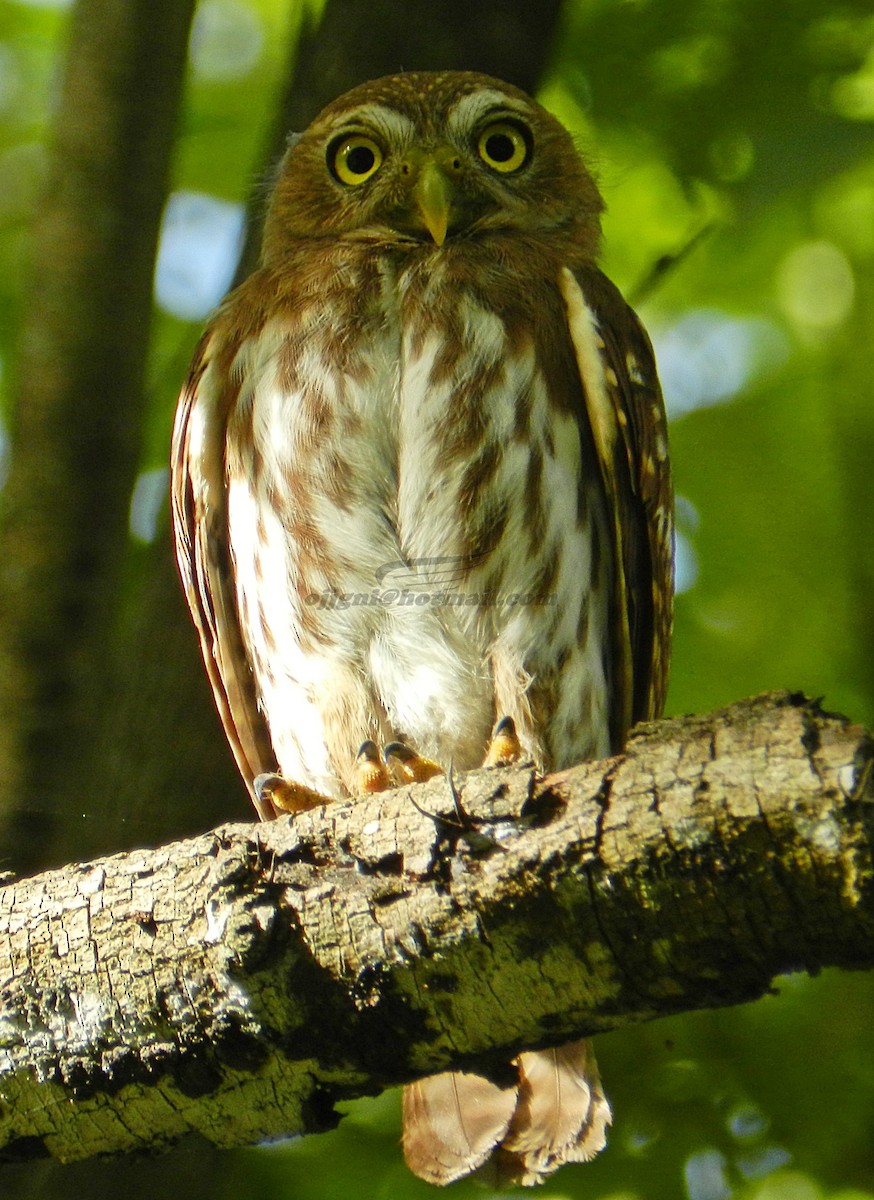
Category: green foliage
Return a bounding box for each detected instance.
[0,0,872,1196]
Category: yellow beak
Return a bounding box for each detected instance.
[412,159,454,247]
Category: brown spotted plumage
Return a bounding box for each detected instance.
[171,70,673,1186]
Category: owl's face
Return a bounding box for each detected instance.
[263,71,603,261]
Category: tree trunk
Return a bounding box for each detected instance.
[0,0,197,873]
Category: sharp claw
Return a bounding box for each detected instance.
[253,772,283,818]
[383,741,413,762]
[254,772,282,794]
[254,772,329,815]
[483,715,523,768]
[384,742,444,785]
[446,760,469,825]
[355,740,391,794]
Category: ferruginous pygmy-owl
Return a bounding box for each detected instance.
[172,70,673,1187]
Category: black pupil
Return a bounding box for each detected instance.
[486,132,516,162]
[346,144,375,175]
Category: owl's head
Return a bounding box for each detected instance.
[262,71,603,263]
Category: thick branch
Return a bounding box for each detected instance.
[1,691,871,1165]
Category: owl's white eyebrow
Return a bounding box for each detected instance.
[335,104,416,146]
[447,89,532,136]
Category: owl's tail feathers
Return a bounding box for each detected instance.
[499,1040,612,1185]
[401,1039,611,1187]
[402,1069,517,1185]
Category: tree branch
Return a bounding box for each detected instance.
[1,691,871,1165]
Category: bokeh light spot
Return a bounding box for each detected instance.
[653,310,788,418]
[129,469,169,544]
[776,240,855,330]
[684,1148,731,1200]
[155,190,245,321]
[189,0,264,81]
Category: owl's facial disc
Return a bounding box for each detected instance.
[324,108,537,245]
[397,125,533,244]
[262,79,605,259]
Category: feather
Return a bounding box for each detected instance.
[499,1040,611,1185]
[402,1070,517,1185]
[171,333,277,817]
[560,266,674,734]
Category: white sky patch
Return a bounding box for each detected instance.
[734,1145,793,1180]
[652,308,789,418]
[674,529,698,596]
[155,190,245,321]
[684,1147,731,1200]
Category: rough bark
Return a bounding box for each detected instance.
[1,691,871,1166]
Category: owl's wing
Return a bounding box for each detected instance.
[171,330,278,819]
[560,266,674,743]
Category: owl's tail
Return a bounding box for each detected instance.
[402,1038,611,1186]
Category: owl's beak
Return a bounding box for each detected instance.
[411,158,454,247]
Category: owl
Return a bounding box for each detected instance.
[172,71,673,1187]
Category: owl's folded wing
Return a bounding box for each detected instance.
[560,265,674,739]
[171,330,278,818]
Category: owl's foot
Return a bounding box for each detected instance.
[355,740,392,794]
[384,742,444,786]
[368,718,521,795]
[254,772,333,816]
[384,723,520,832]
[482,716,522,768]
[262,720,525,815]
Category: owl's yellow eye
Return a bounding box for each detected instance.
[330,135,384,186]
[477,121,530,173]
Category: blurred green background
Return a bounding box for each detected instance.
[0,1,872,1198]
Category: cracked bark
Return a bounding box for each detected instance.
[1,690,872,1166]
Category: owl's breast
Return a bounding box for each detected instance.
[227,249,611,779]
[389,257,612,760]
[237,252,589,588]
[389,254,595,595]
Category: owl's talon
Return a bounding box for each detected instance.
[254,772,331,816]
[482,716,522,768]
[384,742,444,786]
[355,740,392,794]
